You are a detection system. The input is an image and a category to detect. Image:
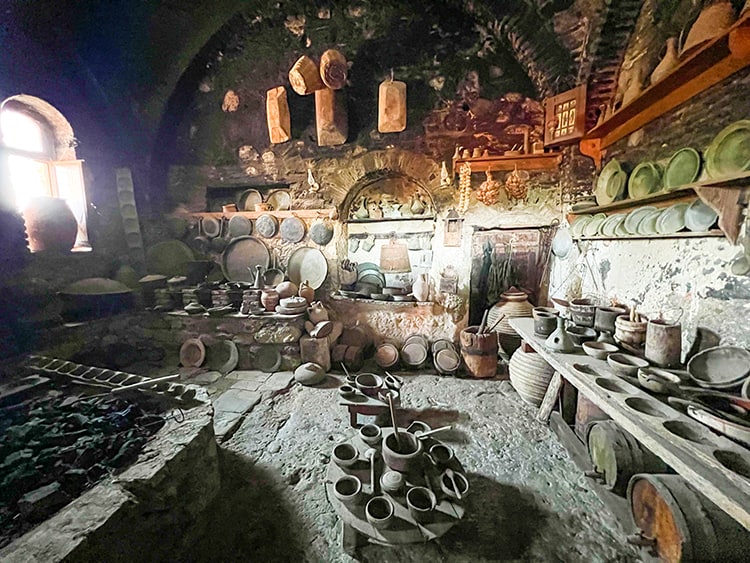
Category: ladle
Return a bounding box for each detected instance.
[365,448,378,495]
[383,371,403,390]
[340,362,350,378]
[387,394,402,451]
[444,467,462,500]
[414,425,453,440]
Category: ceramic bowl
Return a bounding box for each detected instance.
[355,373,384,397]
[607,353,649,376]
[638,367,681,394]
[567,325,598,346]
[406,421,431,435]
[333,475,363,507]
[365,496,395,530]
[332,443,359,468]
[358,423,383,446]
[687,345,750,389]
[582,341,618,360]
[406,486,437,523]
[427,443,454,465]
[338,384,357,398]
[440,470,470,500]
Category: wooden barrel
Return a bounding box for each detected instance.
[460,326,497,379]
[587,421,669,496]
[628,473,750,562]
[574,392,609,440]
[507,346,554,405]
[319,48,347,90]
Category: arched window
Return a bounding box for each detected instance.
[0,96,90,251]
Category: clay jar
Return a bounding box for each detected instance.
[260,288,280,312]
[406,486,436,523]
[615,315,647,348]
[333,475,363,507]
[595,306,627,334]
[22,196,78,252]
[382,430,423,473]
[276,281,298,299]
[298,280,315,304]
[307,301,329,323]
[645,318,682,368]
[487,287,533,355]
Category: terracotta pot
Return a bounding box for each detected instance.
[260,288,280,312]
[275,281,298,299]
[22,197,78,252]
[307,301,329,323]
[298,280,315,304]
[650,37,679,85]
[486,287,533,355]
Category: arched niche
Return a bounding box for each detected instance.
[342,170,438,221]
[1,94,77,161]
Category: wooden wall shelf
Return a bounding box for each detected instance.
[570,186,698,215]
[191,209,334,219]
[511,318,750,532]
[580,12,750,168]
[572,229,724,241]
[452,152,562,174]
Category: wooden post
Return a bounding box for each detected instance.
[378,80,407,133]
[315,87,348,146]
[266,86,291,144]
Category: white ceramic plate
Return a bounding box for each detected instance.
[636,208,663,236]
[287,247,328,289]
[570,215,592,237]
[583,213,607,237]
[600,214,625,237]
[551,227,573,258]
[656,203,689,234]
[684,198,718,232]
[623,206,657,234]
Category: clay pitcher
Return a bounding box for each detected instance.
[412,273,429,302]
[650,37,678,86]
[298,279,315,304]
[645,318,682,368]
[260,288,280,312]
[353,197,369,219]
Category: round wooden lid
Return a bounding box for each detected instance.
[180,338,205,367]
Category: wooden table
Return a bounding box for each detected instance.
[325,427,465,554]
[510,317,750,531]
[338,391,399,428]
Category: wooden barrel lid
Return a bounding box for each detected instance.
[435,349,460,373]
[375,343,399,368]
[401,342,428,367]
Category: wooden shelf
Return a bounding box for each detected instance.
[452,152,563,174]
[572,229,724,241]
[346,216,435,224]
[191,208,334,219]
[570,186,697,215]
[580,12,750,168]
[511,317,750,532]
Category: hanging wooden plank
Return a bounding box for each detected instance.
[378,80,407,133]
[266,86,291,144]
[320,49,348,90]
[289,56,325,95]
[315,87,348,146]
[536,371,563,423]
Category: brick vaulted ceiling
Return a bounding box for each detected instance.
[2,0,642,169]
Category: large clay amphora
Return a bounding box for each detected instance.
[22,196,78,252]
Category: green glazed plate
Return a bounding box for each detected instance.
[623,206,657,234]
[636,208,663,236]
[595,159,623,206]
[664,148,702,190]
[600,214,625,237]
[583,213,607,237]
[570,215,592,237]
[705,120,750,179]
[628,162,663,199]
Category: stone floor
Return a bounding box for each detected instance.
[177,369,642,562]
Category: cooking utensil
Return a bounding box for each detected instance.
[444,467,463,500]
[220,236,271,282]
[112,373,180,394]
[414,425,452,439]
[387,393,402,451]
[383,372,403,390]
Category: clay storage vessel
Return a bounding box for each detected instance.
[508,347,555,406]
[486,287,533,355]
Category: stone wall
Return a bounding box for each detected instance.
[0,388,219,562]
[550,30,750,348]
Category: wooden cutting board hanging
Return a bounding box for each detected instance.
[315,87,348,146]
[266,86,291,144]
[378,77,406,133]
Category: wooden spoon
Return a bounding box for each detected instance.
[387,394,402,451]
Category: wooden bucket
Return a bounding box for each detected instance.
[628,473,750,562]
[587,421,668,496]
[460,326,497,378]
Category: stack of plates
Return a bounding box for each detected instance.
[570,215,592,238]
[705,120,750,179]
[664,148,702,190]
[595,159,627,205]
[599,214,626,237]
[582,213,607,237]
[628,162,663,199]
[357,262,386,291]
[635,208,663,235]
[623,206,657,234]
